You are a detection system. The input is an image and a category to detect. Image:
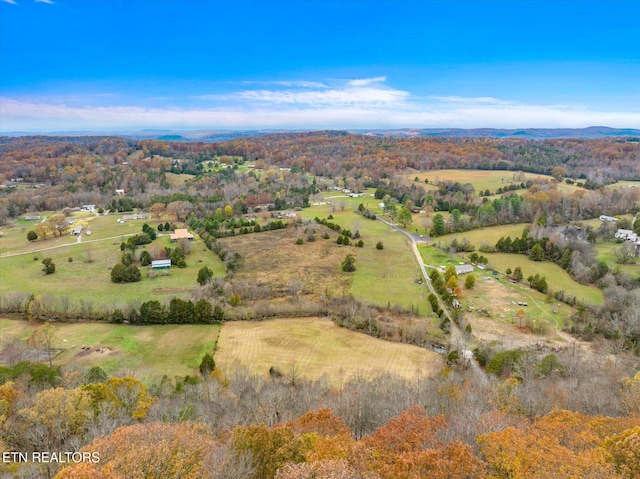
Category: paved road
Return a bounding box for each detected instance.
[0,233,137,259]
[376,214,489,384]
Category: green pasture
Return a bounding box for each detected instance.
[434,223,531,250]
[480,253,603,305]
[408,169,585,195]
[0,231,225,307]
[301,207,428,312]
[0,318,220,379]
[595,242,640,278]
[418,244,574,331]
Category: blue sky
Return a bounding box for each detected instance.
[1,0,638,131]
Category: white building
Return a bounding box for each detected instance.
[455,264,474,275]
[615,229,638,242]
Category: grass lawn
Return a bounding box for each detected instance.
[418,244,576,331]
[0,318,220,379]
[480,253,603,305]
[0,230,225,307]
[215,318,443,382]
[595,242,640,278]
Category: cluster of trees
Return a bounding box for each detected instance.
[2,356,639,479]
[120,298,225,325]
[218,132,640,182]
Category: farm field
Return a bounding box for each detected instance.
[300,206,427,312]
[408,169,585,195]
[0,220,226,306]
[215,317,443,382]
[0,318,220,379]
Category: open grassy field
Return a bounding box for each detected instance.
[434,224,531,250]
[0,318,220,379]
[165,172,195,187]
[215,318,443,382]
[300,206,427,312]
[418,244,576,326]
[423,223,604,305]
[407,169,585,196]
[481,253,603,305]
[595,242,640,278]
[0,222,225,307]
[219,227,352,297]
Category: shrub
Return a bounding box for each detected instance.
[295,238,304,245]
[27,230,37,242]
[41,258,55,275]
[376,241,384,250]
[197,266,214,286]
[341,254,356,272]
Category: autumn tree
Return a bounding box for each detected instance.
[56,422,220,479]
[464,274,476,289]
[149,202,166,219]
[10,387,92,452]
[231,424,308,479]
[27,322,56,367]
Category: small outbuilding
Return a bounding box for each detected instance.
[151,259,171,270]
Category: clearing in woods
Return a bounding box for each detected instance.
[0,318,220,379]
[408,169,585,195]
[215,317,444,382]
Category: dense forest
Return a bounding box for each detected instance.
[1,358,639,478]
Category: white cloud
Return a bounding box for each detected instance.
[3,96,640,132]
[2,80,639,131]
[1,0,19,5]
[432,96,517,106]
[240,80,329,88]
[212,77,408,107]
[35,0,54,3]
[347,77,387,87]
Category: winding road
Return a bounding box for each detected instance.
[376,214,489,384]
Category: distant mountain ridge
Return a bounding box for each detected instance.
[353,126,640,139]
[2,126,639,141]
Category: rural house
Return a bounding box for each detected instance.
[615,229,639,243]
[170,229,194,242]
